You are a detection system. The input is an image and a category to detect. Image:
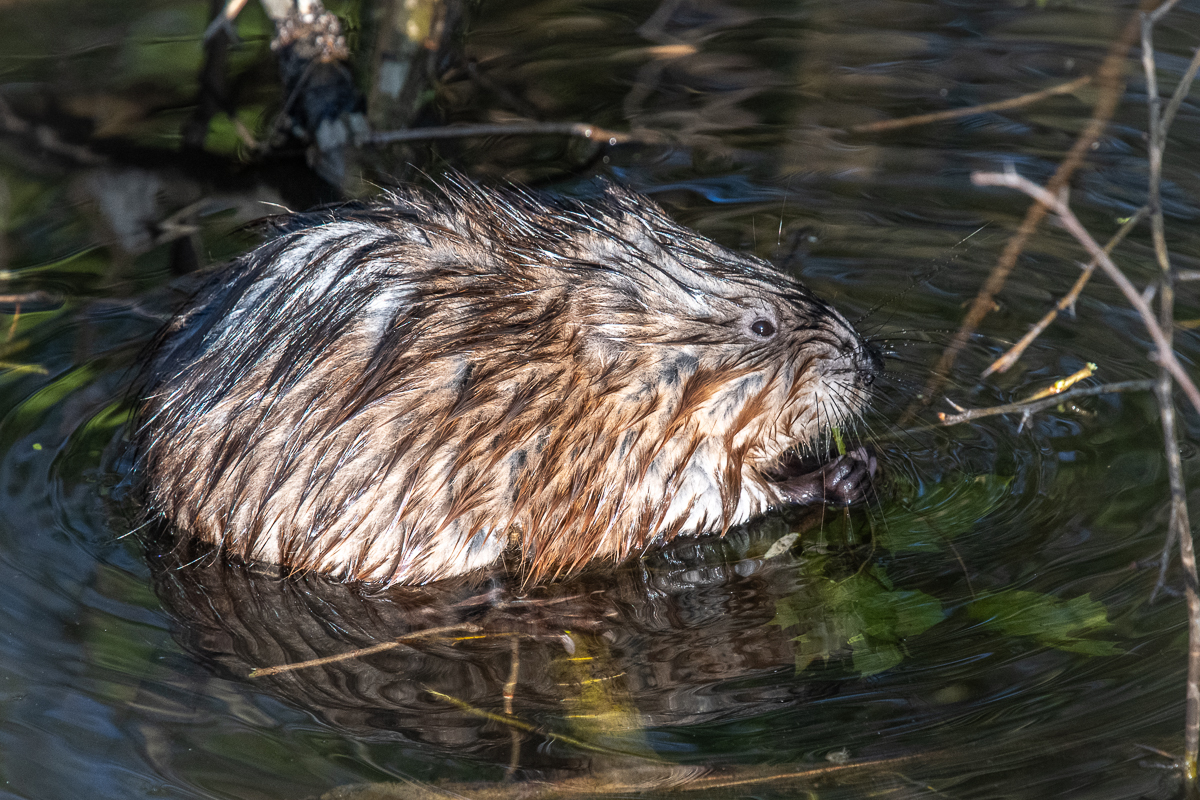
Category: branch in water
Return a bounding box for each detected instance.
[365,121,651,146]
[848,75,1092,134]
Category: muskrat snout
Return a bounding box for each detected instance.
[134,180,877,585]
[859,341,884,387]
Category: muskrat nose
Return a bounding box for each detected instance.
[858,341,884,386]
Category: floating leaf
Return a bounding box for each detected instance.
[771,566,944,676]
[852,642,903,676]
[968,590,1119,656]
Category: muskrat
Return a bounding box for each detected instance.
[135,180,879,585]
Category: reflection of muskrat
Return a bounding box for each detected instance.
[136,181,879,584]
[149,535,842,762]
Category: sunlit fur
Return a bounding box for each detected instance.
[136,181,876,584]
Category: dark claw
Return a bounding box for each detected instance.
[775,446,877,507]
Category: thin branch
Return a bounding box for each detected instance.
[936,379,1154,426]
[902,2,1153,424]
[247,623,480,677]
[1144,6,1176,601]
[984,207,1148,377]
[1141,10,1200,785]
[504,637,522,778]
[0,95,107,166]
[202,0,250,42]
[0,292,61,306]
[1160,46,1200,133]
[971,170,1200,415]
[425,686,664,762]
[365,121,651,147]
[1147,0,1186,24]
[184,0,235,151]
[848,75,1092,134]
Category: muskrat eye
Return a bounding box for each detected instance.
[749,319,776,338]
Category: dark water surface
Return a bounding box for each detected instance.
[1,0,1199,798]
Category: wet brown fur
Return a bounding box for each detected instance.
[136,180,875,584]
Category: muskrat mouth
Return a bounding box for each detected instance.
[766,446,843,483]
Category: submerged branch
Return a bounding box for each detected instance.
[425,686,664,762]
[365,122,649,147]
[247,623,481,677]
[849,75,1093,134]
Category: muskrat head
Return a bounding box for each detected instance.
[136,180,878,585]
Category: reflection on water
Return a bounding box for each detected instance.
[151,532,831,762]
[1,0,1198,797]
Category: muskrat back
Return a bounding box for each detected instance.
[136,181,878,584]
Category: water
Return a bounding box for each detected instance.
[1,0,1199,797]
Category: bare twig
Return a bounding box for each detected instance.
[504,637,521,777]
[202,0,250,42]
[424,686,664,761]
[184,0,236,151]
[1147,0,1186,24]
[902,2,1153,423]
[367,0,466,136]
[4,302,17,343]
[971,170,1200,415]
[0,292,60,306]
[936,379,1154,426]
[365,121,650,146]
[247,623,480,677]
[1160,47,1200,133]
[0,96,107,166]
[848,75,1093,134]
[984,207,1148,377]
[1154,380,1199,773]
[1144,9,1177,601]
[1141,10,1200,785]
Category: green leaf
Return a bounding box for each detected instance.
[968,590,1120,656]
[773,567,944,676]
[852,642,902,675]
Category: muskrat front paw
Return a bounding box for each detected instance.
[776,446,877,507]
